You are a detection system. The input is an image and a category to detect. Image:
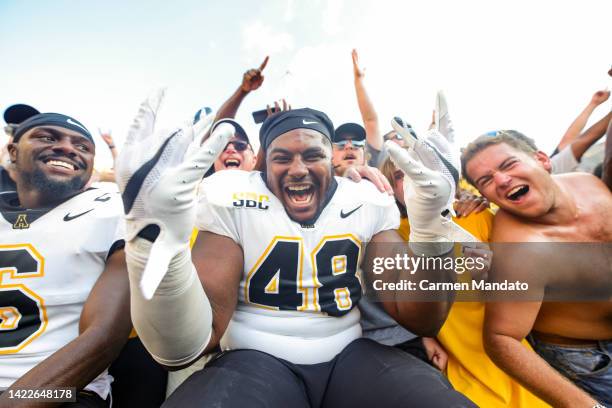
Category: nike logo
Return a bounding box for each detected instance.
[64,209,94,221]
[340,205,362,219]
[302,119,318,125]
[66,118,88,132]
[94,193,111,202]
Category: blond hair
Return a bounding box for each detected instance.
[461,130,538,186]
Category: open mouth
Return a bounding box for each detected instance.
[224,158,241,169]
[506,185,529,202]
[42,158,78,171]
[343,153,356,160]
[284,184,315,206]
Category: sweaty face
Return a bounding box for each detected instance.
[213,136,256,172]
[465,143,553,218]
[9,126,94,201]
[266,129,333,223]
[331,137,365,175]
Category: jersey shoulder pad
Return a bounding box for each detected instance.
[70,184,123,221]
[334,177,396,209]
[199,170,266,209]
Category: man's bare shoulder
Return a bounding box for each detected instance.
[555,172,611,200]
[491,209,539,243]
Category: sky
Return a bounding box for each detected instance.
[1,0,610,169]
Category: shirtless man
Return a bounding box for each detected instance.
[461,130,612,407]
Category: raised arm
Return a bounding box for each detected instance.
[568,110,612,161]
[555,89,610,153]
[362,118,479,336]
[215,56,269,121]
[200,57,268,143]
[115,89,235,370]
[99,130,118,162]
[0,249,131,408]
[352,49,383,150]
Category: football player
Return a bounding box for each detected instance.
[0,113,130,407]
[117,90,476,407]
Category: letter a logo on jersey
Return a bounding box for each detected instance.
[13,214,30,229]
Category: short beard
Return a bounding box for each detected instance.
[23,167,87,201]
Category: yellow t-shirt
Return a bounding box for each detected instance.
[400,211,549,407]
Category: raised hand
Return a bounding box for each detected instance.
[351,49,365,79]
[266,98,292,118]
[115,88,234,298]
[241,56,269,93]
[386,117,476,255]
[98,129,118,160]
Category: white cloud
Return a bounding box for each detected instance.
[321,0,345,35]
[242,21,295,59]
[284,0,295,22]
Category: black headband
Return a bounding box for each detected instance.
[13,113,93,143]
[259,108,334,151]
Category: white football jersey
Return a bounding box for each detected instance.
[0,185,125,398]
[196,170,399,364]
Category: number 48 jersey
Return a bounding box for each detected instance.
[196,171,399,364]
[0,185,125,397]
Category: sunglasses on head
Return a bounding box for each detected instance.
[333,139,366,148]
[224,140,250,152]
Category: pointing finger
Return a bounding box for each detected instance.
[259,56,269,71]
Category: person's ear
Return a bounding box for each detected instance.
[534,150,552,173]
[7,142,18,163]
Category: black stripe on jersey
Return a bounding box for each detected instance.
[122,131,179,214]
[107,239,126,261]
[429,144,459,186]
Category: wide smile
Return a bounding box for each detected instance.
[40,157,80,174]
[505,184,530,203]
[283,183,316,209]
[223,157,242,169]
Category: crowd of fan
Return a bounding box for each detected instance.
[0,52,610,408]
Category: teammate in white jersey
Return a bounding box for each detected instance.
[0,113,130,408]
[118,90,475,407]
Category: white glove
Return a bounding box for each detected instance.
[115,88,234,299]
[386,117,476,256]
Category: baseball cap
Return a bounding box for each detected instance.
[4,104,40,125]
[333,122,366,143]
[211,118,250,145]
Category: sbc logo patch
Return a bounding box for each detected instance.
[232,192,269,210]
